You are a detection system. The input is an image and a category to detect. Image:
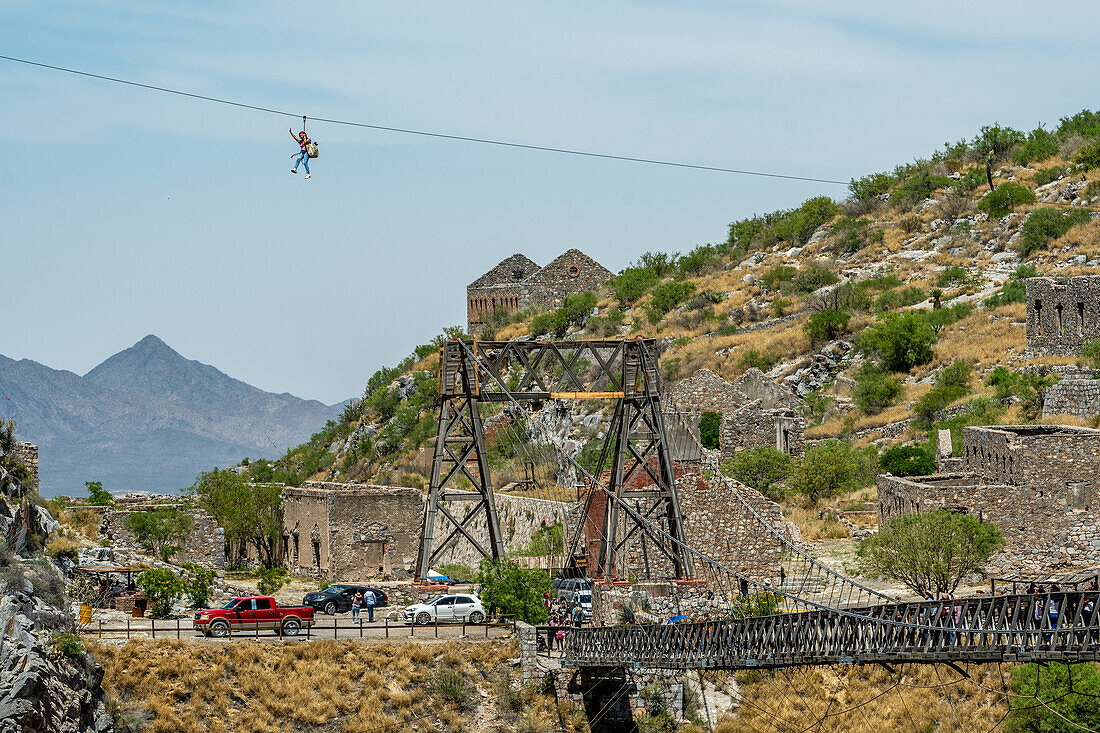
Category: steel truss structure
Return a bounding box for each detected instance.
[414,338,693,581]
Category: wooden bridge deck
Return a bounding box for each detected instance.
[566,592,1100,670]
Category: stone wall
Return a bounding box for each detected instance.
[878,473,1100,575]
[668,369,744,415]
[1044,376,1100,419]
[10,442,38,484]
[283,482,423,581]
[962,425,1100,499]
[431,491,579,570]
[101,505,225,569]
[720,403,805,457]
[1026,275,1100,355]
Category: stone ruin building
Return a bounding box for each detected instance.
[1026,275,1100,355]
[878,425,1100,575]
[668,368,805,458]
[11,442,38,484]
[281,482,423,580]
[101,498,226,569]
[466,249,615,335]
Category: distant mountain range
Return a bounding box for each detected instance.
[0,335,346,496]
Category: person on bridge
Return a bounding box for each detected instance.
[364,589,376,623]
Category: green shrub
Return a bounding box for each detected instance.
[636,251,676,277]
[937,265,969,288]
[1016,207,1091,257]
[721,447,792,500]
[1007,662,1100,732]
[774,196,840,244]
[699,412,721,450]
[848,172,896,202]
[830,216,874,253]
[933,397,1007,455]
[879,444,935,477]
[257,567,288,595]
[987,366,1059,421]
[1083,339,1100,370]
[1073,139,1100,170]
[852,363,903,415]
[180,563,217,609]
[972,123,1025,158]
[874,286,926,312]
[738,349,779,372]
[427,668,478,713]
[976,182,1036,218]
[612,266,659,306]
[892,172,952,209]
[803,309,851,344]
[476,558,551,624]
[913,360,973,424]
[791,440,876,503]
[677,244,719,276]
[645,281,696,324]
[1011,127,1059,165]
[47,631,85,660]
[527,291,597,337]
[952,167,987,194]
[786,265,839,294]
[1033,166,1065,186]
[759,265,797,290]
[137,568,185,617]
[1057,109,1100,139]
[857,311,937,372]
[123,508,194,562]
[984,264,1037,308]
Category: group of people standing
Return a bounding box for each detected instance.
[350,589,377,622]
[544,594,587,651]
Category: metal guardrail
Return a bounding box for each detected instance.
[566,592,1100,670]
[79,615,518,642]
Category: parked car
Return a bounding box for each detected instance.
[570,589,593,620]
[554,577,591,604]
[193,596,315,637]
[302,585,389,615]
[404,593,486,625]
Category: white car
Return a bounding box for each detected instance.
[404,593,487,625]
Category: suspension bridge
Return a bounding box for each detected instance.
[414,338,1100,729]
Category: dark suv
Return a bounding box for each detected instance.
[302,585,389,615]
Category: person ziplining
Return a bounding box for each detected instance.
[290,116,318,179]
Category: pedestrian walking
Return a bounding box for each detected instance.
[363,588,376,623]
[351,591,362,620]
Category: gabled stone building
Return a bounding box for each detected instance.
[668,368,805,457]
[466,249,615,334]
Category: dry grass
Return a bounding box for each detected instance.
[782,487,877,541]
[86,639,568,733]
[57,507,104,540]
[699,662,1013,732]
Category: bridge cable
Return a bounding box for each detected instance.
[0,53,851,185]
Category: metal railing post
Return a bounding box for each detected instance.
[126,619,130,640]
[176,619,180,640]
[150,619,155,639]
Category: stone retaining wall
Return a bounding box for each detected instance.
[1044,378,1100,418]
[1026,276,1100,355]
[11,442,38,484]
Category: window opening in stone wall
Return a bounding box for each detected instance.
[1056,304,1064,338]
[1035,299,1042,336]
[699,411,721,449]
[312,540,320,569]
[1069,482,1087,510]
[1078,302,1085,335]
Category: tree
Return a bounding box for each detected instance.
[84,481,113,506]
[137,568,185,617]
[475,558,551,624]
[180,563,216,609]
[857,311,937,372]
[257,567,288,595]
[699,412,721,450]
[721,447,792,500]
[791,440,876,503]
[189,469,283,568]
[123,509,194,562]
[879,445,935,477]
[857,509,1004,596]
[803,309,851,344]
[1007,662,1100,732]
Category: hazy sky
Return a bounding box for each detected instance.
[4,1,1100,404]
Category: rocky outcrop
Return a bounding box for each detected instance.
[781,341,853,397]
[0,571,113,732]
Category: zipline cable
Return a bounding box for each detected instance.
[0,53,851,185]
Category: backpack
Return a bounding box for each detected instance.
[306,141,319,159]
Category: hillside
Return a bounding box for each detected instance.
[273,111,1100,491]
[0,335,344,495]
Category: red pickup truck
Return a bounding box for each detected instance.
[193,596,315,637]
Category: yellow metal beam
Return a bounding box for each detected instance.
[549,391,626,400]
